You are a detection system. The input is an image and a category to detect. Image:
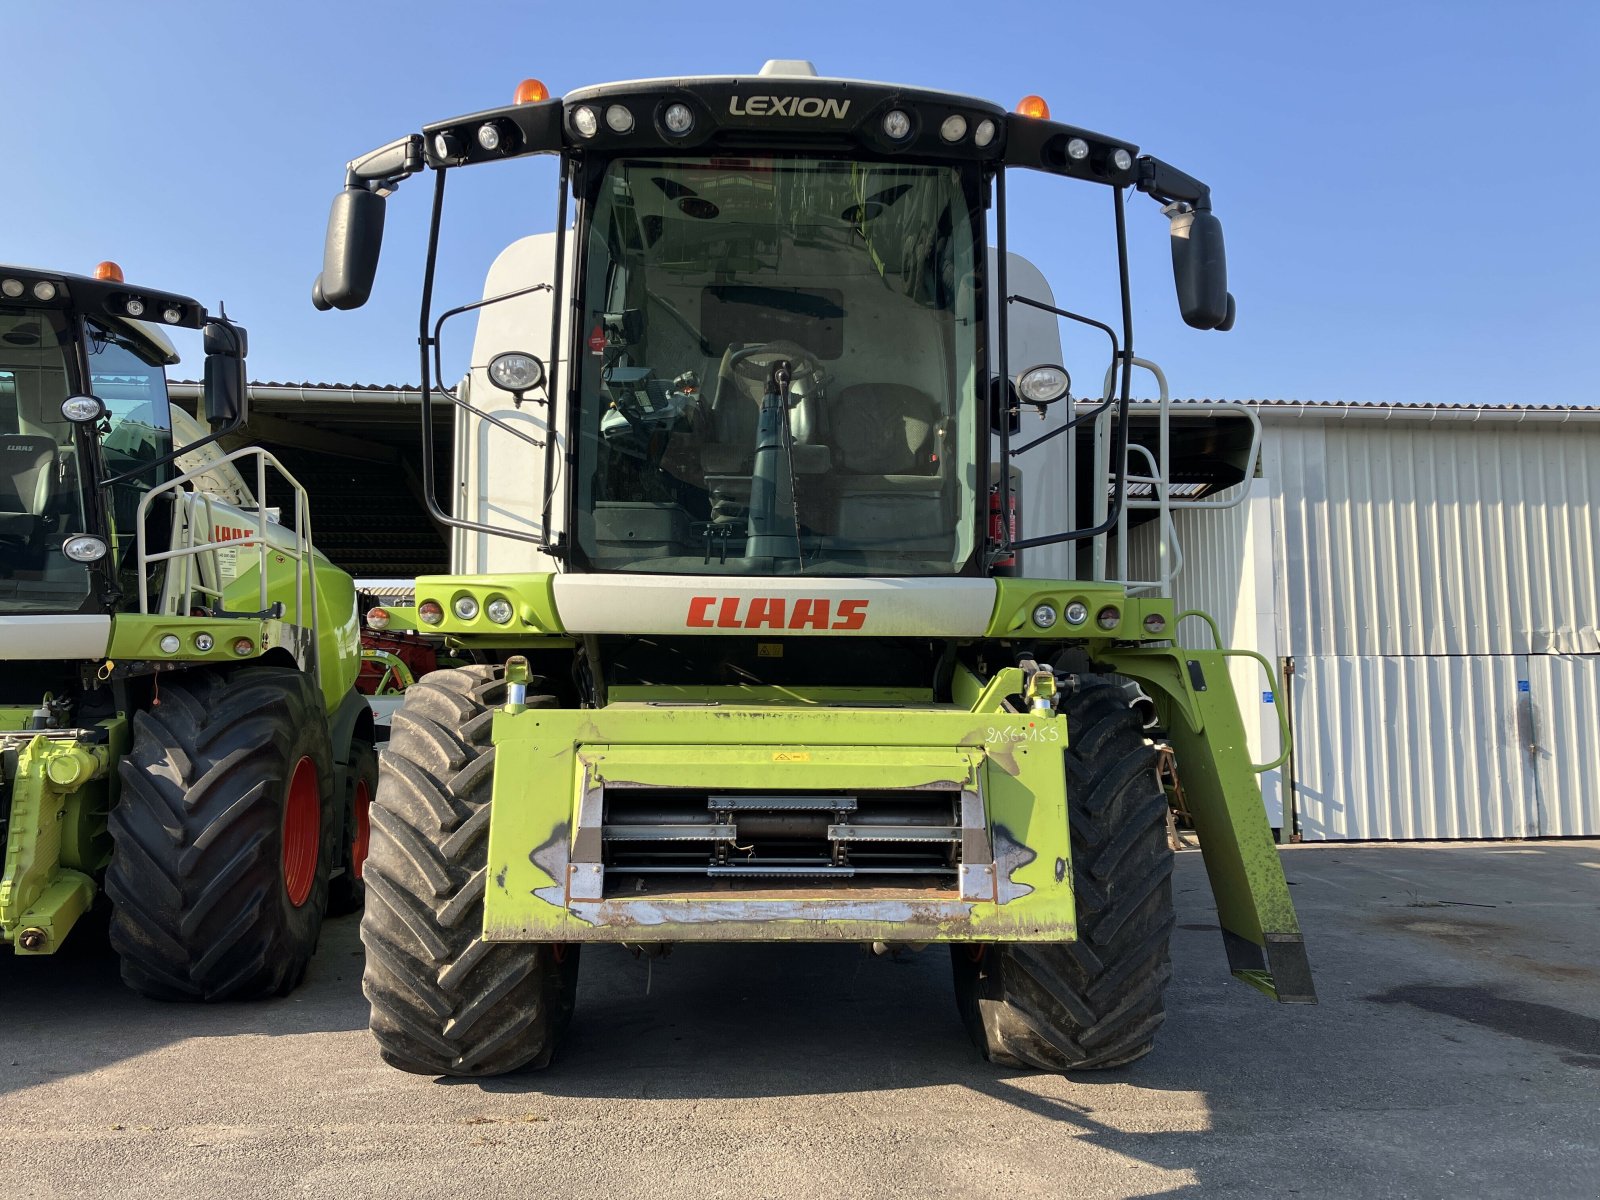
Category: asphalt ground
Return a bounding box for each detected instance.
[3,840,1597,1200]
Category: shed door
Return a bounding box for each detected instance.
[1289,655,1538,840]
[1528,655,1600,836]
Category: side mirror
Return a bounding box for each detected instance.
[312,186,386,311]
[202,319,248,428]
[1168,206,1234,330]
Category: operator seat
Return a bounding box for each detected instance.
[0,435,60,538]
[825,383,950,552]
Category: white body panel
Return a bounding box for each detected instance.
[0,615,111,661]
[553,575,997,636]
[455,232,574,576]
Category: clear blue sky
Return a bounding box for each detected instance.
[7,1,1596,403]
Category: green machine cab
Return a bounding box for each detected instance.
[314,61,1314,1076]
[0,262,376,997]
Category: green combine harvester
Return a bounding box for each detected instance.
[313,61,1314,1075]
[0,262,375,997]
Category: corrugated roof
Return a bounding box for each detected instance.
[168,381,1598,417]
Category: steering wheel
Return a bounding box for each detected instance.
[727,341,823,400]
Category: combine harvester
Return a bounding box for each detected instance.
[0,262,375,996]
[313,61,1314,1075]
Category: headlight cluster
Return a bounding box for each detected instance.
[1022,599,1168,638]
[417,592,517,627]
[2,277,62,301]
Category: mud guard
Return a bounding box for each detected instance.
[1096,646,1317,1003]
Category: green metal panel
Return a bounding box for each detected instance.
[1099,644,1315,1003]
[483,703,1076,944]
[985,578,1175,641]
[412,573,564,637]
[1,734,107,954]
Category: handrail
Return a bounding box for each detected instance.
[134,447,320,672]
[1088,359,1265,595]
[1176,609,1291,773]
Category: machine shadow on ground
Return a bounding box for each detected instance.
[0,909,370,1100]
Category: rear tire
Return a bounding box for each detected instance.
[106,666,336,1001]
[360,665,576,1077]
[327,739,378,915]
[952,674,1174,1070]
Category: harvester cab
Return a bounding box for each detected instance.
[0,262,376,995]
[316,60,1313,1077]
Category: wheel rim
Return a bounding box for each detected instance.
[350,776,372,882]
[282,756,321,907]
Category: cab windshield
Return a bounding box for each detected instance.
[0,309,173,614]
[573,154,983,575]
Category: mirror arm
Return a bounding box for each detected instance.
[347,134,425,196]
[1135,156,1212,211]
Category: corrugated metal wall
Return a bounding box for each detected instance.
[1126,411,1599,841]
[1271,418,1600,656]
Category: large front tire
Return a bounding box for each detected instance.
[106,666,337,1001]
[953,674,1174,1070]
[360,666,578,1077]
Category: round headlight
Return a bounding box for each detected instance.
[61,395,106,423]
[973,119,997,148]
[1143,612,1168,635]
[1017,365,1071,405]
[232,637,254,656]
[572,106,599,138]
[418,601,444,626]
[63,535,108,562]
[194,632,215,652]
[487,351,545,393]
[662,102,694,135]
[1032,604,1058,629]
[486,598,514,625]
[159,634,181,655]
[32,281,57,301]
[1,279,24,298]
[162,306,183,324]
[125,298,145,317]
[882,109,912,139]
[432,130,466,161]
[1066,138,1090,161]
[1064,601,1089,626]
[939,114,968,143]
[1097,605,1121,631]
[1112,148,1133,171]
[605,105,634,134]
[366,606,391,631]
[453,594,479,621]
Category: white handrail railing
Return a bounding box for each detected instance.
[133,447,319,670]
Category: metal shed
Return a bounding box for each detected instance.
[1125,401,1600,841]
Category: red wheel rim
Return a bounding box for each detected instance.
[282,756,321,908]
[350,776,372,882]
